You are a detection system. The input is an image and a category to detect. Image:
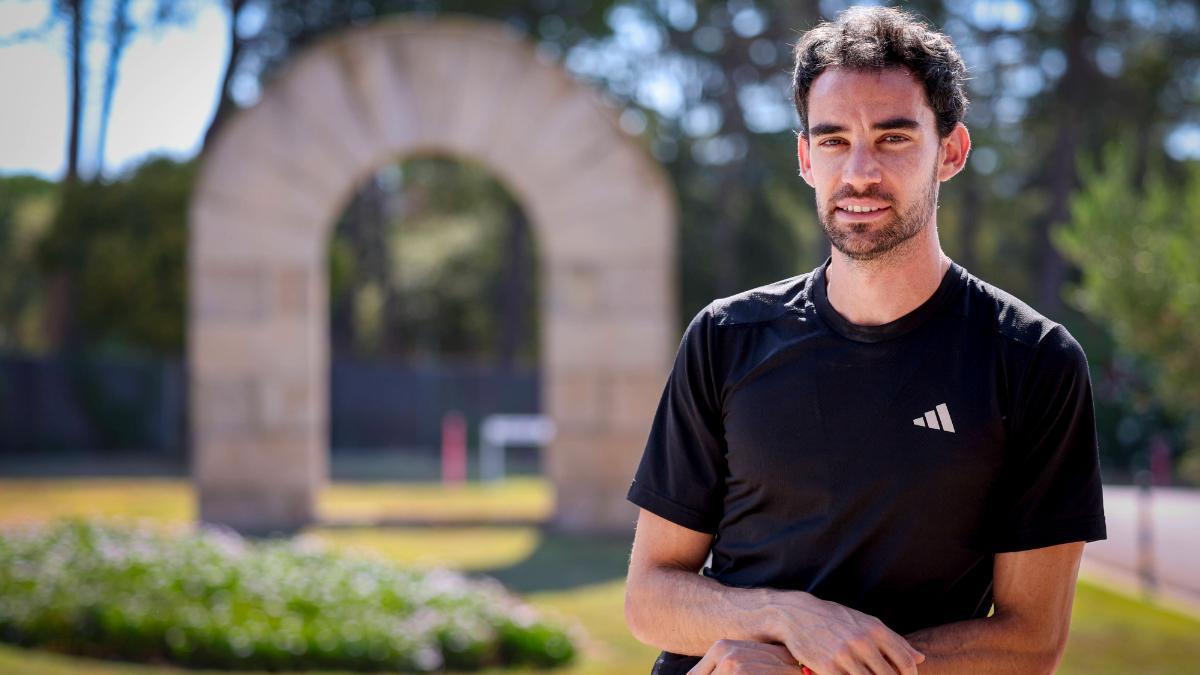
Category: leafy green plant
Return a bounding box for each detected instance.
[0,519,575,671]
[1055,145,1200,483]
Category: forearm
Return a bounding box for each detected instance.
[625,565,789,656]
[905,614,1058,674]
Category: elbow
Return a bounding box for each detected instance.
[1025,620,1070,675]
[625,571,672,648]
[624,578,652,645]
[993,611,1069,675]
[1040,633,1070,675]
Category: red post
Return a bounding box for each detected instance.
[441,411,467,486]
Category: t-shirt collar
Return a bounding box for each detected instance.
[812,256,966,343]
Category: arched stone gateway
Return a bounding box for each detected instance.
[189,16,677,534]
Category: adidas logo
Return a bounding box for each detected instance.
[913,403,956,433]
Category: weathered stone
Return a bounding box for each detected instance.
[191,16,676,535]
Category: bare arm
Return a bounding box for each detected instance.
[623,508,775,653]
[625,508,923,674]
[902,541,1085,674]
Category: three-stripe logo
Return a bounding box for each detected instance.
[914,403,955,433]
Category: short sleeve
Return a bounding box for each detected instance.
[992,325,1107,552]
[626,304,727,534]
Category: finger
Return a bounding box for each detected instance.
[910,645,926,663]
[857,647,902,675]
[877,639,919,675]
[831,656,873,675]
[760,642,798,664]
[687,651,717,675]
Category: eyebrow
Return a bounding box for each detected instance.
[808,117,921,137]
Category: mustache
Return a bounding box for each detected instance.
[829,186,897,204]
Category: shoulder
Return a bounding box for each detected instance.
[702,272,814,328]
[955,269,1090,386]
[957,269,1079,355]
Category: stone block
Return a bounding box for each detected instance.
[199,101,344,214]
[442,38,540,161]
[191,262,267,323]
[188,15,678,536]
[274,265,315,317]
[190,200,323,267]
[197,483,318,535]
[194,430,323,490]
[607,369,668,435]
[191,318,322,377]
[543,314,673,371]
[192,375,257,440]
[544,370,605,430]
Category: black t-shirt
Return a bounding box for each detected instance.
[626,259,1107,674]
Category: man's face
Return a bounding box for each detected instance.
[797,67,965,262]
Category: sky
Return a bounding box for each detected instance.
[0,0,230,179]
[2,0,1198,180]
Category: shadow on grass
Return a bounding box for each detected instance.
[476,528,634,594]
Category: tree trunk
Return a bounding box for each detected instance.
[64,0,84,183]
[45,0,86,353]
[202,0,247,154]
[958,163,980,272]
[1033,0,1094,315]
[95,0,133,178]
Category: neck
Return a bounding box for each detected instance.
[824,227,951,327]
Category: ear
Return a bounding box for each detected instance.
[796,132,816,188]
[937,123,971,182]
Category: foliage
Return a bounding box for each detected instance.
[1056,145,1200,482]
[3,480,1200,674]
[0,518,575,671]
[0,175,58,352]
[36,157,192,356]
[331,157,539,367]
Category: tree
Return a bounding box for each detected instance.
[1055,144,1200,483]
[38,157,193,357]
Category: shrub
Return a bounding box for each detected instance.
[0,519,575,671]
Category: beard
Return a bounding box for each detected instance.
[818,165,939,262]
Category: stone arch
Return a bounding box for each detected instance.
[188,16,677,534]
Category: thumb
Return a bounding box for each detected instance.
[909,646,926,663]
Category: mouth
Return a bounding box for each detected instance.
[834,204,891,221]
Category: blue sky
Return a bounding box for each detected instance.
[0,0,229,179]
[2,0,1197,180]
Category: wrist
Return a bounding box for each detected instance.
[742,587,807,643]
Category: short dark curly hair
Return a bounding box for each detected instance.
[791,6,969,138]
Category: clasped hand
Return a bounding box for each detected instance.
[687,592,925,675]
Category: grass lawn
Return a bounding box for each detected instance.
[1,478,1198,674]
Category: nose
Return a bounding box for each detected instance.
[842,144,883,192]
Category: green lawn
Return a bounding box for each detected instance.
[1,478,1197,674]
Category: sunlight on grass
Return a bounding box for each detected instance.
[0,478,193,524]
[318,477,552,523]
[0,477,552,526]
[1,478,1199,674]
[308,526,541,572]
[1061,581,1200,675]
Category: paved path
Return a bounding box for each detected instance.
[1079,485,1200,617]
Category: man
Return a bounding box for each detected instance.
[623,6,1107,675]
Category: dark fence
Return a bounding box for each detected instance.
[0,351,185,455]
[0,352,540,459]
[330,359,540,450]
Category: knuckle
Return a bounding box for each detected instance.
[868,621,891,637]
[814,658,838,673]
[847,636,872,653]
[711,639,735,655]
